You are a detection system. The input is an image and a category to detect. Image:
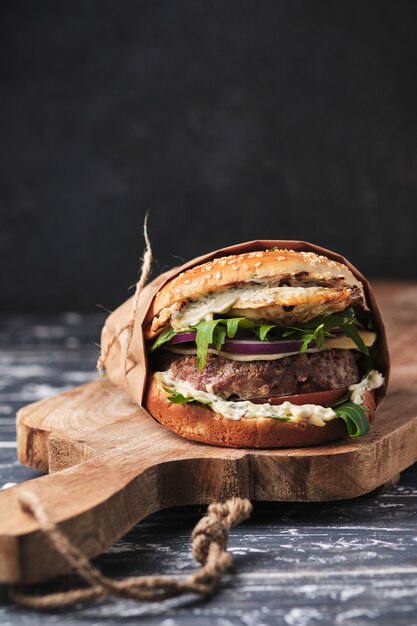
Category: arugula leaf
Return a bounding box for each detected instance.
[341,323,369,356]
[314,323,326,348]
[257,324,276,341]
[226,317,256,332]
[281,328,298,338]
[333,401,370,437]
[226,317,243,338]
[299,334,313,353]
[150,327,177,351]
[150,306,370,369]
[195,317,257,369]
[215,326,227,352]
[195,320,221,370]
[282,308,368,355]
[330,392,351,408]
[163,386,195,404]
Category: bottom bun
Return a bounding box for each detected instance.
[145,376,376,449]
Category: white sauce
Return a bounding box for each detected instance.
[155,370,337,427]
[156,367,385,426]
[170,285,331,331]
[349,369,385,404]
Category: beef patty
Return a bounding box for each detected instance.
[155,349,360,400]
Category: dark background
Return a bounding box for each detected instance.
[1,0,416,312]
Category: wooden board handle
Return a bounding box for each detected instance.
[0,443,251,584]
[0,452,163,584]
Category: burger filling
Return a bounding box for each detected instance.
[154,367,383,429]
[154,368,339,426]
[148,292,384,437]
[155,350,359,401]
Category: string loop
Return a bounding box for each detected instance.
[10,491,252,610]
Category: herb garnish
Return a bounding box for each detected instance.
[150,327,177,351]
[332,401,370,437]
[280,308,369,356]
[194,317,254,369]
[150,307,368,371]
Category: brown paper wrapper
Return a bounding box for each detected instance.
[100,240,390,415]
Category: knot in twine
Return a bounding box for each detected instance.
[9,491,252,610]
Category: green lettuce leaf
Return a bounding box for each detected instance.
[281,308,368,355]
[226,317,243,338]
[333,401,370,437]
[215,326,227,352]
[150,306,369,369]
[150,327,178,351]
[341,323,369,356]
[195,320,221,370]
[195,317,257,369]
[257,324,276,341]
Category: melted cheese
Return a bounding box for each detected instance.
[170,285,342,331]
[155,370,337,426]
[321,331,376,350]
[349,369,385,404]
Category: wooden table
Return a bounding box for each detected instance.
[0,282,416,625]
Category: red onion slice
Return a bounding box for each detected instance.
[221,339,312,354]
[168,332,316,354]
[169,332,196,344]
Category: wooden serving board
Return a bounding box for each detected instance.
[0,283,416,585]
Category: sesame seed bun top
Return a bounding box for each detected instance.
[144,248,366,339]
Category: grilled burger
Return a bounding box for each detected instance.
[144,248,387,448]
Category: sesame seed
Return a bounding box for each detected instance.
[242,263,250,270]
[232,264,239,270]
[215,271,222,279]
[184,279,191,285]
[254,261,262,267]
[277,256,286,261]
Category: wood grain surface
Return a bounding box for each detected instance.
[0,282,416,586]
[0,291,417,626]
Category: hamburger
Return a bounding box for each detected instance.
[141,246,388,448]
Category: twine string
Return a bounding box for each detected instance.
[96,214,153,381]
[9,491,252,610]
